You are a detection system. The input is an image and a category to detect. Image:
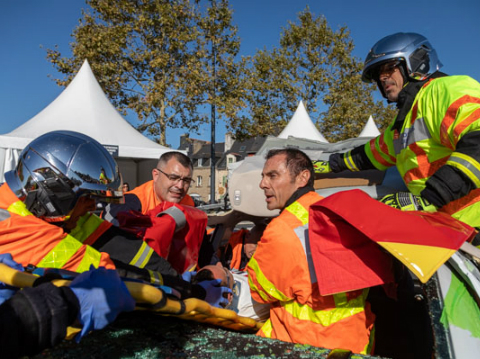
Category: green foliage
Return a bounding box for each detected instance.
[236,7,396,142]
[46,0,242,146]
[47,2,395,145]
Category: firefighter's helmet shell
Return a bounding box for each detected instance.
[5,131,122,218]
[362,32,443,83]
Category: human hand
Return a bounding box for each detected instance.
[198,279,232,308]
[0,254,23,305]
[70,266,135,342]
[380,192,437,212]
[181,270,197,282]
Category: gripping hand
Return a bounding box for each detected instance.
[181,270,197,282]
[380,192,437,212]
[70,266,135,342]
[199,279,232,308]
[312,160,331,174]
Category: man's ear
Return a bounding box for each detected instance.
[296,169,311,187]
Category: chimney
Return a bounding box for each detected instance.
[192,140,204,154]
[179,134,189,150]
[225,132,234,152]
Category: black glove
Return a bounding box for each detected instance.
[379,192,437,212]
[329,153,347,173]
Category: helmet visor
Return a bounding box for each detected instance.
[365,60,402,83]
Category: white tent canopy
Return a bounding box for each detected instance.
[358,115,381,138]
[277,101,329,143]
[0,60,174,185]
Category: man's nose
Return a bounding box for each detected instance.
[173,180,185,189]
[259,177,267,189]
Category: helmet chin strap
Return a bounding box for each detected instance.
[398,64,409,84]
[25,187,72,225]
[24,187,57,217]
[24,177,77,218]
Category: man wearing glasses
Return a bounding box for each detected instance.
[104,151,195,225]
[102,151,209,275]
[133,151,195,211]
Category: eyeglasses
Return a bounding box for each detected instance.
[373,61,401,81]
[156,168,193,186]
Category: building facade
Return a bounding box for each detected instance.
[178,133,266,203]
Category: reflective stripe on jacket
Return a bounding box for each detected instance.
[127,180,195,214]
[0,183,114,271]
[247,191,374,354]
[364,76,480,227]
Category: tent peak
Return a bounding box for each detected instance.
[358,115,380,138]
[277,101,328,143]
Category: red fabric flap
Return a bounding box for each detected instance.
[309,189,475,295]
[147,202,208,273]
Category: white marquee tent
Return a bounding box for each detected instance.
[358,115,381,138]
[0,60,175,186]
[277,101,329,143]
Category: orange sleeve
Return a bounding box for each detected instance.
[248,219,313,304]
[228,229,247,270]
[0,214,68,267]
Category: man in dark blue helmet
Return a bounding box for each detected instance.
[315,32,480,236]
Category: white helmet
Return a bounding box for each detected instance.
[5,131,123,218]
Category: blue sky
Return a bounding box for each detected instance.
[1,0,479,149]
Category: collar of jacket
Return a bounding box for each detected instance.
[282,185,316,212]
[391,71,448,132]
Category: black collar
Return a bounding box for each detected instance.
[392,71,448,131]
[282,185,316,211]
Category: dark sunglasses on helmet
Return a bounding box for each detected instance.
[372,60,402,82]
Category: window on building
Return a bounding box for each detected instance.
[198,158,203,167]
[197,176,202,187]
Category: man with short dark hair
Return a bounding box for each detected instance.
[247,148,375,354]
[153,151,195,206]
[103,151,195,225]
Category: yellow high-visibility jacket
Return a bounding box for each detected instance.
[345,76,480,227]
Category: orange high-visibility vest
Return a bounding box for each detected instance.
[0,183,114,271]
[227,228,248,270]
[247,191,374,354]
